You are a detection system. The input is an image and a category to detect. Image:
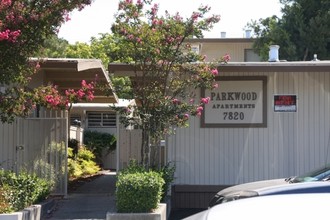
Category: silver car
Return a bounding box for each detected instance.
[208,163,330,207]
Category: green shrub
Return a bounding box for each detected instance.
[121,159,176,201]
[67,147,100,179]
[116,171,164,213]
[120,159,146,175]
[0,186,13,214]
[77,147,96,161]
[67,158,83,178]
[83,130,116,165]
[157,162,176,202]
[0,170,53,213]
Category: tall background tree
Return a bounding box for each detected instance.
[0,0,93,122]
[111,0,229,168]
[246,0,330,61]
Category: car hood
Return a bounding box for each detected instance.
[218,178,288,196]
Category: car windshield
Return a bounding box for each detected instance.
[290,164,330,183]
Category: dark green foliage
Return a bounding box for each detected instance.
[247,0,330,61]
[83,130,116,166]
[157,162,176,202]
[0,170,53,213]
[116,171,164,213]
[68,138,79,157]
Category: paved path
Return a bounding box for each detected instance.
[46,171,116,220]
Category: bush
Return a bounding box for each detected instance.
[157,162,176,202]
[120,159,146,175]
[83,130,116,165]
[0,170,53,213]
[122,159,176,202]
[67,147,100,179]
[116,171,164,213]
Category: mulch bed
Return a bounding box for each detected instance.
[68,173,104,192]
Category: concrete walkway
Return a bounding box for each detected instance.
[44,170,195,220]
[46,170,116,220]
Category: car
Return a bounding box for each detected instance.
[185,193,330,220]
[208,163,330,207]
[216,181,330,203]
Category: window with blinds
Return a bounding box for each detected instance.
[87,112,116,127]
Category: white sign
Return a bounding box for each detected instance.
[202,76,267,127]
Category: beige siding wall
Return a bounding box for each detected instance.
[167,71,330,185]
[200,42,254,62]
[0,122,16,169]
[0,116,68,195]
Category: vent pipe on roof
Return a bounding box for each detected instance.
[312,54,320,61]
[245,30,251,38]
[221,32,226,38]
[268,45,280,62]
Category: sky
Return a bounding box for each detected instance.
[58,0,283,44]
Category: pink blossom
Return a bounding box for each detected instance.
[211,68,218,76]
[223,54,231,62]
[81,80,87,87]
[87,93,94,101]
[213,83,219,89]
[127,34,134,40]
[191,12,201,21]
[172,98,180,104]
[184,113,189,119]
[201,97,210,104]
[35,62,40,69]
[1,0,12,7]
[197,106,203,112]
[136,37,142,44]
[77,89,85,99]
[65,13,71,22]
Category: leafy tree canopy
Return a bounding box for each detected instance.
[110,0,229,167]
[0,0,93,122]
[246,0,330,61]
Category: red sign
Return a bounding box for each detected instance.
[274,95,297,112]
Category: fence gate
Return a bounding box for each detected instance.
[0,115,68,196]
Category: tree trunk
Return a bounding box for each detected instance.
[141,126,150,169]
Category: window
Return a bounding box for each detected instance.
[87,112,116,127]
[244,49,261,62]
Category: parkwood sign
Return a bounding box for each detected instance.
[201,76,267,128]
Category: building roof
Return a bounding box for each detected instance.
[71,99,136,111]
[108,61,330,76]
[31,58,118,103]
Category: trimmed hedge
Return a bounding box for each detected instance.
[116,171,164,213]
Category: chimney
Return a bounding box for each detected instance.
[268,45,280,62]
[221,32,226,38]
[245,30,251,38]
